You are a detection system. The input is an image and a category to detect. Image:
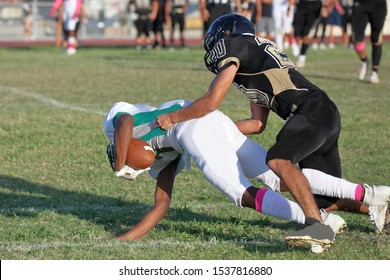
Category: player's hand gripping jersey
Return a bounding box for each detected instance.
[204,35,324,120]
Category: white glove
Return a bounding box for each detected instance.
[115,165,150,180]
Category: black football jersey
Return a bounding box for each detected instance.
[205,35,322,119]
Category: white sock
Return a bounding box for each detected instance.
[256,189,306,224]
[68,36,76,49]
[302,168,359,200]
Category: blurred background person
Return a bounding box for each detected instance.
[311,6,328,50]
[326,0,343,49]
[352,0,387,84]
[198,0,241,38]
[128,0,159,50]
[62,4,86,49]
[254,0,275,41]
[152,0,168,48]
[273,0,299,56]
[340,0,353,48]
[21,0,33,41]
[50,0,83,55]
[240,0,256,20]
[167,0,189,48]
[291,0,329,68]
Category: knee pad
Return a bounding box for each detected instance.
[354,41,365,52]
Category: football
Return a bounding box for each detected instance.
[126,138,155,169]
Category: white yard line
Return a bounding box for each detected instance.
[0,85,106,115]
[0,239,276,252]
[0,202,230,214]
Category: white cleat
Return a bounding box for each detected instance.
[66,48,77,55]
[368,204,389,233]
[321,209,347,235]
[370,71,379,84]
[296,56,306,68]
[363,185,390,233]
[310,210,347,253]
[292,43,300,57]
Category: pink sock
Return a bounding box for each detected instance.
[254,188,268,213]
[355,185,364,201]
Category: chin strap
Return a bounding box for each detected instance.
[115,165,150,181]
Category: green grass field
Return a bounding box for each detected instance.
[0,44,389,260]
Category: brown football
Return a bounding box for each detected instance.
[126,138,155,169]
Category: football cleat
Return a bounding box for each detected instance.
[292,43,300,57]
[308,210,346,253]
[370,71,379,84]
[363,185,390,233]
[296,56,306,68]
[363,185,390,206]
[321,209,347,235]
[66,47,77,55]
[319,43,327,50]
[368,204,389,233]
[284,222,335,248]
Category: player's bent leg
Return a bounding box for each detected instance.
[267,158,322,222]
[322,198,368,214]
[242,187,306,224]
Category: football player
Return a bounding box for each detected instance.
[50,0,83,55]
[289,0,330,67]
[352,0,387,83]
[105,100,389,251]
[128,0,159,50]
[156,14,390,243]
[166,0,189,48]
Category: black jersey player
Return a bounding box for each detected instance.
[352,0,387,83]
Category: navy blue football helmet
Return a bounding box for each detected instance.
[203,13,256,52]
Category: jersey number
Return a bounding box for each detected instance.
[254,37,295,69]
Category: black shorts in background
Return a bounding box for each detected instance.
[293,0,322,37]
[352,0,387,42]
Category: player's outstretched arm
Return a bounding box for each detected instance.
[156,65,237,130]
[116,162,176,240]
